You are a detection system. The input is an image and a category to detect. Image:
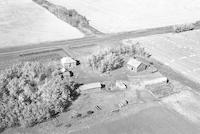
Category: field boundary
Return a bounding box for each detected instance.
[19,47,71,58]
[32,0,103,36]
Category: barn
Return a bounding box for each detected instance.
[127,58,147,72]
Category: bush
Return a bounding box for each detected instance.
[0,61,79,130]
[88,43,148,73]
[173,23,195,33]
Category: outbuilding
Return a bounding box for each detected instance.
[79,82,102,92]
[115,80,127,90]
[127,58,147,72]
[128,72,168,87]
[61,56,76,69]
[143,77,168,86]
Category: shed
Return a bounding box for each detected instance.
[79,82,102,92]
[127,58,147,72]
[61,57,76,69]
[128,72,168,87]
[143,77,168,86]
[116,80,127,90]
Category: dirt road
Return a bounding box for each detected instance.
[0,26,173,54]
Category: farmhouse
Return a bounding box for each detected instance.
[61,56,76,69]
[79,82,102,92]
[127,58,147,72]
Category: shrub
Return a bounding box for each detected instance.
[173,23,195,33]
[0,61,79,130]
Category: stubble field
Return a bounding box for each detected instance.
[0,0,83,48]
[49,0,200,33]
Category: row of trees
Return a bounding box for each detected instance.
[33,0,89,27]
[0,61,79,130]
[173,23,195,33]
[88,43,149,73]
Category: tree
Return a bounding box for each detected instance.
[0,61,80,130]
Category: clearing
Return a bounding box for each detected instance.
[0,0,83,48]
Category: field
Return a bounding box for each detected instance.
[124,30,200,85]
[48,0,200,33]
[72,106,200,134]
[163,90,200,123]
[0,0,83,48]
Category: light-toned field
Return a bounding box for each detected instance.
[71,106,200,134]
[49,0,200,33]
[124,30,200,84]
[0,0,83,48]
[163,90,200,123]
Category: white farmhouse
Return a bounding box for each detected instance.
[61,56,76,69]
[127,58,147,72]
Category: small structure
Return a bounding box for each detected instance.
[143,77,168,86]
[79,82,102,92]
[127,58,147,72]
[116,80,127,90]
[128,72,168,88]
[61,56,76,69]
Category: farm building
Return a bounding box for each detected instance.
[127,58,147,72]
[79,82,102,92]
[143,77,168,86]
[61,56,76,69]
[128,72,168,87]
[116,80,127,90]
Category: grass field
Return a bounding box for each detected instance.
[163,90,200,123]
[0,0,83,48]
[71,106,200,134]
[49,0,200,33]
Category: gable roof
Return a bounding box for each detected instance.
[61,57,76,64]
[127,58,142,68]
